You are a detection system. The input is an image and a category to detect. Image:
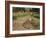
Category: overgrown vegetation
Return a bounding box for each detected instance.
[13,7,40,30]
[13,13,40,20]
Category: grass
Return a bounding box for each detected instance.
[13,12,40,29]
[13,13,31,20]
[33,14,40,19]
[13,13,40,20]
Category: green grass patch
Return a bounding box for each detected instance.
[33,14,40,19]
[13,13,40,20]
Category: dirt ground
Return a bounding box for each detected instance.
[13,12,40,31]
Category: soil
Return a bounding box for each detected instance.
[13,12,40,31]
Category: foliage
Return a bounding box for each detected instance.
[13,13,40,20]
